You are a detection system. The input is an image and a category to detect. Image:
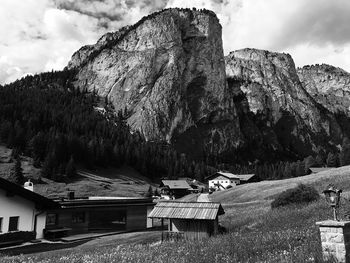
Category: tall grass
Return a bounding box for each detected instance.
[0,198,338,263]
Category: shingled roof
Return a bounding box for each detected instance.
[161,180,192,190]
[148,201,225,220]
[206,171,240,180]
[0,177,58,209]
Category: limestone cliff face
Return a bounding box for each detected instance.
[68,8,242,155]
[298,64,350,116]
[225,48,343,156]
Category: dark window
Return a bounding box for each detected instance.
[0,217,2,232]
[72,212,85,223]
[46,214,58,226]
[8,216,19,231]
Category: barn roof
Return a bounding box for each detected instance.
[161,180,191,190]
[0,177,59,209]
[206,171,240,180]
[237,174,256,181]
[148,201,225,220]
[309,167,334,174]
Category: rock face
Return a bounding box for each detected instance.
[298,64,350,116]
[225,48,343,157]
[68,9,349,162]
[68,8,242,157]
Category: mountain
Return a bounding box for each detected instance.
[66,8,350,163]
[68,8,242,159]
[298,64,350,116]
[225,48,344,159]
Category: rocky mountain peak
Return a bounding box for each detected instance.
[298,64,350,115]
[68,8,241,157]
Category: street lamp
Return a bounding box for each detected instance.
[323,184,342,221]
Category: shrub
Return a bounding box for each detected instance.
[271,184,319,208]
[0,231,35,245]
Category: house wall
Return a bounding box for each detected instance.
[171,219,215,240]
[208,176,240,189]
[0,188,46,239]
[146,205,154,228]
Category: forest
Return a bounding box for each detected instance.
[1,69,350,184]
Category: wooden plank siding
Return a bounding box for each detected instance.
[169,218,218,240]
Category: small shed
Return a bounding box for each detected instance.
[160,180,192,198]
[148,201,225,240]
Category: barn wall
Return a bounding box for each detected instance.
[171,219,214,240]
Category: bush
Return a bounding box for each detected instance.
[271,184,319,208]
[0,231,35,245]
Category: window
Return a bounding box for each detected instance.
[72,212,85,223]
[46,214,58,226]
[8,216,19,232]
[0,217,2,232]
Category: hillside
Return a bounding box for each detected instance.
[0,145,154,198]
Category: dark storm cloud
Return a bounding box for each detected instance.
[275,0,350,49]
[54,0,168,22]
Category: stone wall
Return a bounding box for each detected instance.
[317,220,350,263]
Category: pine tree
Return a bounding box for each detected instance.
[304,155,315,173]
[145,185,153,197]
[65,156,77,178]
[9,156,24,185]
[326,152,339,167]
[340,138,350,166]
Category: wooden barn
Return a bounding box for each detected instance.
[148,201,225,240]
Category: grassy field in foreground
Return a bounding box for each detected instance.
[3,168,350,262]
[0,200,336,263]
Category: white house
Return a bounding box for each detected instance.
[207,171,241,190]
[0,177,58,240]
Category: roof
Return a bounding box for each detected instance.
[237,174,256,181]
[309,167,334,173]
[206,171,240,180]
[148,201,225,220]
[0,177,59,209]
[161,180,191,190]
[58,197,154,208]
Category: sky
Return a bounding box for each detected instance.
[1,0,350,84]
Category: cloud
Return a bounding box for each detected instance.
[166,0,350,72]
[1,0,350,84]
[0,0,168,85]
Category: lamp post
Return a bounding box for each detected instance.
[323,184,342,221]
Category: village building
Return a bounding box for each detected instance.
[160,180,192,198]
[309,167,334,174]
[237,174,258,184]
[0,178,59,241]
[148,201,225,240]
[206,171,241,190]
[44,195,155,238]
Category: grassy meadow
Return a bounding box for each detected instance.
[2,166,350,262]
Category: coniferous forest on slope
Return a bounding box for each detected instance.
[1,70,350,183]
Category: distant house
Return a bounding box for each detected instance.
[237,174,258,184]
[309,167,334,174]
[206,171,241,190]
[44,196,154,238]
[160,180,192,198]
[148,201,225,240]
[0,178,58,241]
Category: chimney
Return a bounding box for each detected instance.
[24,179,34,192]
[68,191,75,200]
